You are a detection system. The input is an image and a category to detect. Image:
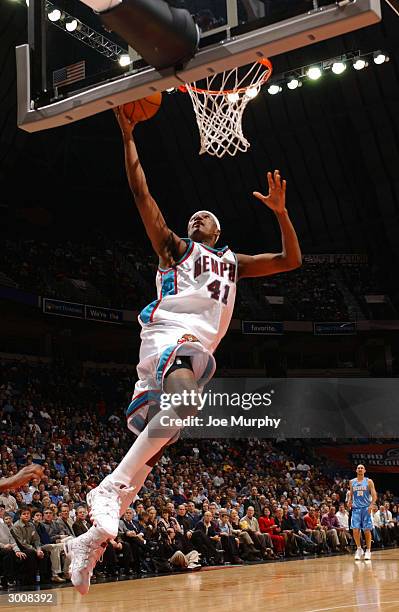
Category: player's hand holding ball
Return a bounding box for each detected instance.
[114,106,137,139]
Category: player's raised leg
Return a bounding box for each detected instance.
[66,362,200,594]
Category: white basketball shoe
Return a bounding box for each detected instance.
[364,550,371,560]
[87,478,135,539]
[354,548,365,561]
[64,535,106,595]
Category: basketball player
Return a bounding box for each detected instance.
[0,464,44,492]
[347,464,377,560]
[64,107,302,594]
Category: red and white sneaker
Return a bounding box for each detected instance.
[64,535,106,595]
[87,478,135,539]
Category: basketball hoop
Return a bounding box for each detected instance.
[179,58,272,158]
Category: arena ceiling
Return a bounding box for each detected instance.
[1,2,399,270]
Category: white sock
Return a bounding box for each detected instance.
[118,463,153,517]
[80,525,109,546]
[107,409,181,488]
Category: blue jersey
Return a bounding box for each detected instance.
[351,477,371,509]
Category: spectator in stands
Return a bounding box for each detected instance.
[158,527,201,571]
[228,509,261,561]
[290,507,317,555]
[72,506,90,537]
[303,507,328,553]
[32,510,68,582]
[276,507,299,556]
[118,508,146,574]
[240,506,272,559]
[321,506,348,552]
[0,490,17,516]
[11,507,48,583]
[244,487,262,516]
[49,486,63,506]
[259,507,285,556]
[195,511,223,564]
[373,505,394,546]
[56,504,75,538]
[218,511,242,564]
[335,503,351,540]
[0,518,33,588]
[186,502,201,527]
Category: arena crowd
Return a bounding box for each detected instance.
[0,358,398,588]
[0,237,390,321]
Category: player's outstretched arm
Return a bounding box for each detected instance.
[0,464,44,492]
[114,107,187,267]
[368,479,378,511]
[237,170,302,279]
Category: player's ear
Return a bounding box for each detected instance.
[214,229,221,244]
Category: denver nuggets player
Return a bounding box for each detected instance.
[348,464,377,560]
[64,107,301,594]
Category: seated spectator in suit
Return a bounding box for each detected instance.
[186,502,201,527]
[32,510,68,582]
[259,507,285,556]
[41,509,70,544]
[56,504,75,537]
[72,506,91,537]
[119,508,146,574]
[195,511,223,564]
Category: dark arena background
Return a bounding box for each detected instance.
[1,0,399,610]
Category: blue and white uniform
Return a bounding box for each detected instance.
[350,477,373,531]
[126,238,237,434]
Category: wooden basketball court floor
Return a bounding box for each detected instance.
[2,549,399,612]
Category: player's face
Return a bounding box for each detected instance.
[188,212,220,244]
[356,465,365,476]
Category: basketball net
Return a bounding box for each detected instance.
[180,59,272,158]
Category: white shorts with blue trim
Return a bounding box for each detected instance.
[126,321,215,435]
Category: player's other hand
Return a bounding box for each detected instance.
[114,106,136,138]
[253,170,287,214]
[3,464,44,490]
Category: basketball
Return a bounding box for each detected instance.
[122,92,162,124]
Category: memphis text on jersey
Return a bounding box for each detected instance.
[193,254,236,282]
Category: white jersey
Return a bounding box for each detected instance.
[127,239,237,435]
[139,239,237,353]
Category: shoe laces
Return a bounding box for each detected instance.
[90,481,134,517]
[72,539,105,572]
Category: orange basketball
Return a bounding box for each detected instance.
[123,92,162,123]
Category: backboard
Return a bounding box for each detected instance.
[17,0,381,132]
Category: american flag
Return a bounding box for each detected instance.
[52,60,86,88]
